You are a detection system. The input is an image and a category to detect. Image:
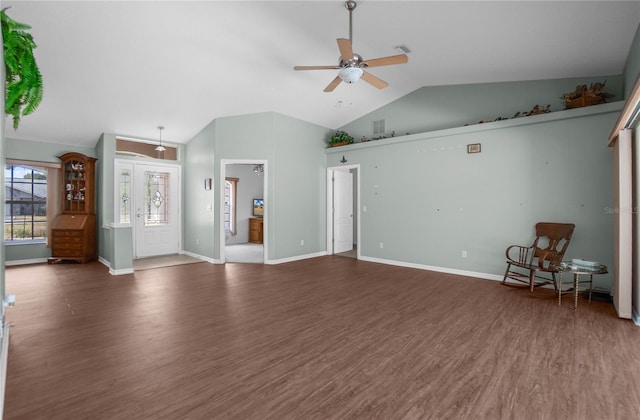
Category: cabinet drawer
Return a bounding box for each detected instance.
[53,242,83,251]
[52,230,82,238]
[53,236,82,244]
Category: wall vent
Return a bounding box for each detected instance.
[372,119,385,136]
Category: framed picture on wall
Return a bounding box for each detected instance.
[253,198,264,217]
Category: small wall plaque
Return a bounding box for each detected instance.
[204,178,212,190]
[467,143,481,154]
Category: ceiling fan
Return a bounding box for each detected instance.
[293,1,408,92]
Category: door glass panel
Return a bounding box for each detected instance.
[119,169,131,224]
[145,171,169,226]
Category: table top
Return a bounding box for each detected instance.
[557,261,608,274]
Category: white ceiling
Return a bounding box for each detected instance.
[3,1,640,148]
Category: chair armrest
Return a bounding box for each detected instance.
[506,245,534,265]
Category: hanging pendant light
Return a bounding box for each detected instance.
[155,125,166,151]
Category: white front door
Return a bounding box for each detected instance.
[333,170,353,254]
[134,164,180,258]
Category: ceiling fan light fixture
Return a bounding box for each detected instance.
[338,66,363,84]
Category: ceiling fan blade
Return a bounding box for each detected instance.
[362,54,408,68]
[337,38,354,61]
[324,76,342,92]
[294,65,340,70]
[361,71,389,89]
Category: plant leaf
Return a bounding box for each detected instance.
[2,9,43,129]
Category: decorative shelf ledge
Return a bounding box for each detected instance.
[325,101,624,154]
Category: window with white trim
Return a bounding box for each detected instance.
[4,164,48,241]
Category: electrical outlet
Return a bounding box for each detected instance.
[300,239,304,246]
[462,250,467,258]
[380,242,384,249]
[196,238,200,245]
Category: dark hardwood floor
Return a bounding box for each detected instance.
[4,257,640,419]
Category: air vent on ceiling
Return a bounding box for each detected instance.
[372,119,385,136]
[393,45,411,54]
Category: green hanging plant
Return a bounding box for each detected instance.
[1,8,43,129]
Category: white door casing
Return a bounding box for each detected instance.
[333,170,353,254]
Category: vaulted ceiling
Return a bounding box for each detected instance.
[4,1,640,148]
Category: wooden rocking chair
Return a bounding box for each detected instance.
[502,222,575,292]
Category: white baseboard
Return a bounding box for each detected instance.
[98,256,110,269]
[110,267,135,275]
[99,257,135,276]
[357,256,504,282]
[180,250,218,264]
[0,324,10,420]
[267,251,327,265]
[4,258,48,266]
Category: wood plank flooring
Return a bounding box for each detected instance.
[4,257,640,419]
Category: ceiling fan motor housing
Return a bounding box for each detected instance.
[339,53,364,68]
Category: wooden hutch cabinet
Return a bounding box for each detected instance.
[48,153,97,264]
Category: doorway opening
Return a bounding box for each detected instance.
[220,160,268,264]
[327,165,360,259]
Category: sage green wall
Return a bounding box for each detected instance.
[5,244,50,261]
[183,112,328,262]
[624,22,640,97]
[183,121,216,259]
[330,103,620,290]
[212,114,275,261]
[96,133,114,265]
[4,138,97,262]
[271,113,328,258]
[339,76,623,142]
[111,226,133,271]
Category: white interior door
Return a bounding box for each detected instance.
[333,170,353,254]
[134,164,180,258]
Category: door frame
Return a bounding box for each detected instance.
[220,159,268,264]
[114,158,182,259]
[326,164,360,257]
